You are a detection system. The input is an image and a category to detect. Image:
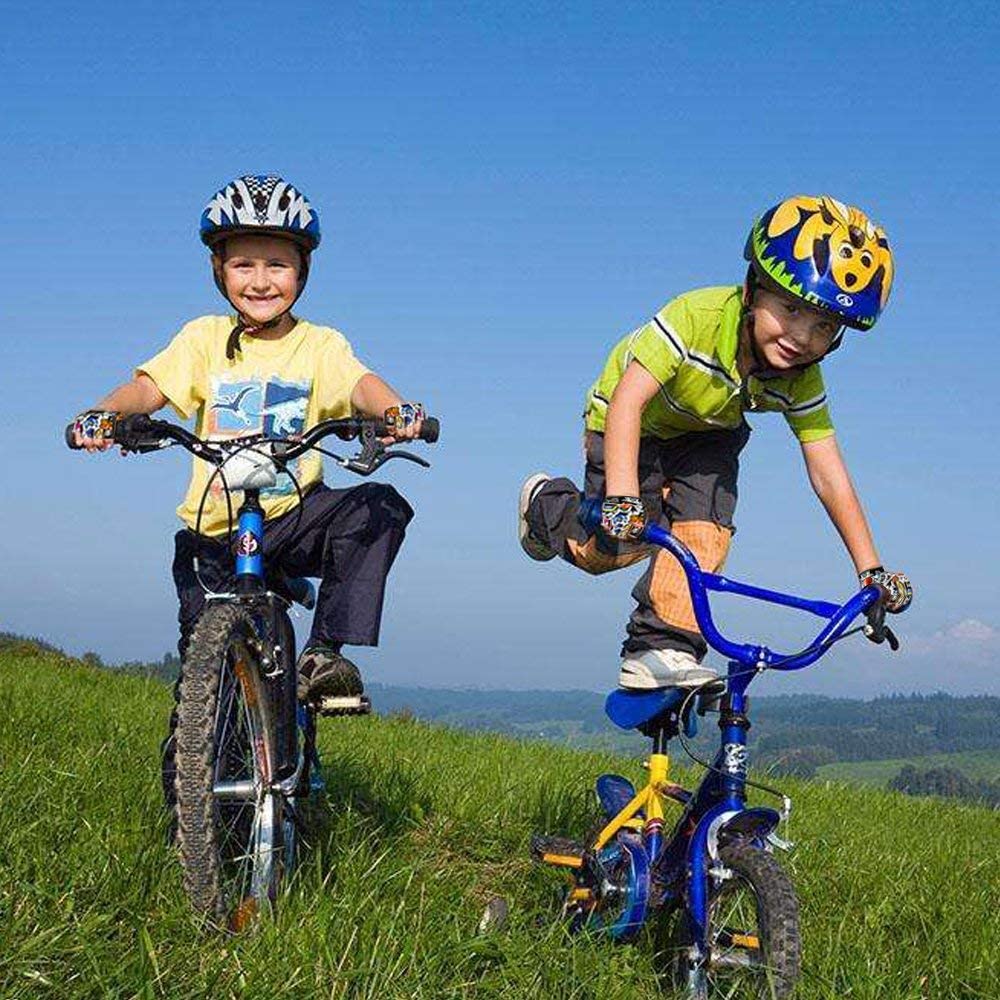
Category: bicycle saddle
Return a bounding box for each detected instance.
[606,688,699,741]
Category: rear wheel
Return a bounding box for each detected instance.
[662,844,800,999]
[174,603,286,928]
[564,824,650,941]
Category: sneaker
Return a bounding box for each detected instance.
[296,645,364,702]
[519,473,556,561]
[618,648,719,690]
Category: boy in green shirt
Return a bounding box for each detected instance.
[519,194,911,690]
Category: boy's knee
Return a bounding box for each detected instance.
[567,536,647,575]
[672,519,732,572]
[364,482,414,527]
[331,482,414,538]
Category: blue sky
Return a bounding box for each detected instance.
[3,2,998,695]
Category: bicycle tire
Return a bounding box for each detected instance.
[662,843,800,999]
[174,602,286,927]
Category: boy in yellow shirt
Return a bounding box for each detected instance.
[71,174,428,796]
[519,195,911,690]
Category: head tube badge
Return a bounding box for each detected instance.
[722,742,748,777]
[236,529,260,557]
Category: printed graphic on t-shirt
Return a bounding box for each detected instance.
[209,379,264,433]
[207,375,312,497]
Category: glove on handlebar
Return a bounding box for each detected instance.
[71,410,119,446]
[600,496,646,541]
[384,402,425,433]
[859,567,913,614]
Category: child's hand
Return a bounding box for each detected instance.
[858,567,913,613]
[600,496,646,541]
[71,410,119,453]
[383,402,425,442]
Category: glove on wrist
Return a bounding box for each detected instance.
[74,410,118,443]
[384,402,425,432]
[600,496,646,541]
[859,566,913,614]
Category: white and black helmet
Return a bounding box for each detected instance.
[200,174,321,250]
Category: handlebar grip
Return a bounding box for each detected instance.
[420,417,440,443]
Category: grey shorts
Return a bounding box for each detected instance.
[583,424,751,531]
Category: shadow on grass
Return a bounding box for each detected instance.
[312,750,435,840]
[527,781,597,841]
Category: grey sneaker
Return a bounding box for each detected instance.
[297,646,364,702]
[519,473,556,561]
[618,649,719,690]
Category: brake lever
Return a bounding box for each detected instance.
[863,601,901,651]
[382,449,430,469]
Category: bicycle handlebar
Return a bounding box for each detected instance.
[66,413,439,457]
[579,497,901,671]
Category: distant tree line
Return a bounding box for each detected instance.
[4,633,998,781]
[888,765,1000,809]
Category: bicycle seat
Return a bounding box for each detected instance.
[605,688,687,730]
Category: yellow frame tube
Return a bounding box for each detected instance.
[591,753,672,851]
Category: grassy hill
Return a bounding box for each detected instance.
[2,642,999,998]
[818,750,1000,786]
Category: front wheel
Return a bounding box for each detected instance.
[174,603,286,928]
[663,844,801,999]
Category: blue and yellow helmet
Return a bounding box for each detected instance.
[200,174,321,251]
[745,195,894,330]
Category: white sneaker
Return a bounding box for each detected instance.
[518,473,556,561]
[618,648,719,690]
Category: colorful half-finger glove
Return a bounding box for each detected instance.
[600,495,646,541]
[858,567,913,614]
[74,410,118,443]
[384,402,425,433]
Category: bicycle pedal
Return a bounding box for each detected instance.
[531,834,585,868]
[317,694,372,717]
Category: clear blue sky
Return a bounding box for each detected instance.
[3,1,998,695]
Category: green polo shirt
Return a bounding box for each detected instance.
[584,286,835,443]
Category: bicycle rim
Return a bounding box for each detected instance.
[212,642,282,921]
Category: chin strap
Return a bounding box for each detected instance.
[225,314,286,361]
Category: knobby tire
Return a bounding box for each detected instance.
[663,843,801,999]
[174,602,285,928]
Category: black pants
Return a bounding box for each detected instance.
[162,481,413,806]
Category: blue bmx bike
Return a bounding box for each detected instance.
[531,499,906,999]
[67,413,437,929]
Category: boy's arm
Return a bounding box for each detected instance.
[604,360,661,497]
[800,434,881,573]
[350,372,424,440]
[95,373,169,415]
[74,374,168,452]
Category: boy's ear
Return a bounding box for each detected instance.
[742,279,753,308]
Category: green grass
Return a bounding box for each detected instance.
[2,645,999,998]
[817,751,1000,786]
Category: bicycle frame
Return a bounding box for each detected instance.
[575,499,885,952]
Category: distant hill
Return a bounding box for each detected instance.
[7,632,1000,779]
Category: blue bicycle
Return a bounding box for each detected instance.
[531,499,908,998]
[67,413,437,929]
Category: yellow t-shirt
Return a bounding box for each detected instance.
[138,315,369,536]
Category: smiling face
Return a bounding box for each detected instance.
[213,233,303,328]
[749,287,842,370]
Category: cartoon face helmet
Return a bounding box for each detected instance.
[200,175,322,356]
[744,195,894,332]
